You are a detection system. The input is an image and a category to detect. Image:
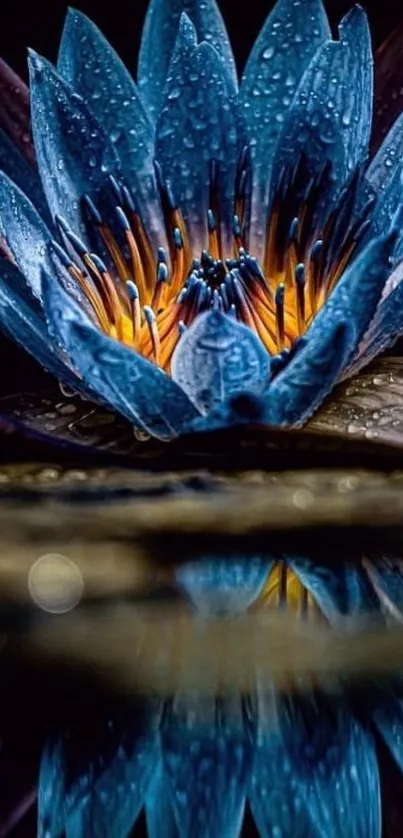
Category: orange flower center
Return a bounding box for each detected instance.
[53,158,370,372]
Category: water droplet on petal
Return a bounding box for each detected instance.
[262,46,275,60]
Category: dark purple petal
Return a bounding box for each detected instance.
[371,26,403,156]
[0,57,35,164]
[0,390,167,461]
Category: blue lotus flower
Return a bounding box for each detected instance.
[0,0,403,444]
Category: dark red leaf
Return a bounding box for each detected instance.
[371,23,403,155]
[0,57,35,165]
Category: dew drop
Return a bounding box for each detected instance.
[168,87,181,101]
[262,46,275,60]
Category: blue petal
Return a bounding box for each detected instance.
[365,121,403,258]
[161,697,253,838]
[38,738,66,837]
[271,7,372,219]
[373,693,403,773]
[240,0,330,260]
[289,559,380,622]
[145,763,180,838]
[186,321,351,433]
[347,266,403,375]
[176,556,273,614]
[261,228,397,426]
[0,127,51,225]
[38,711,159,838]
[0,257,79,387]
[58,9,153,142]
[0,170,53,300]
[359,558,403,620]
[29,51,121,241]
[138,0,237,119]
[156,22,242,252]
[171,310,270,415]
[0,170,95,318]
[42,269,200,439]
[57,10,167,251]
[338,7,373,171]
[250,697,380,838]
[366,112,403,195]
[262,320,354,427]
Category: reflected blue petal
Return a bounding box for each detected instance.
[250,697,381,838]
[145,762,180,838]
[38,738,66,837]
[138,0,237,119]
[42,269,200,439]
[156,21,242,252]
[289,559,380,622]
[0,127,51,225]
[0,170,53,300]
[161,696,253,838]
[359,558,403,620]
[29,51,121,241]
[171,310,270,415]
[271,7,372,219]
[38,709,160,838]
[240,0,330,260]
[373,694,403,773]
[176,556,273,614]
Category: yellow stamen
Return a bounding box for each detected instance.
[144,306,161,365]
[67,265,110,332]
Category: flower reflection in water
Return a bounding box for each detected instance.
[25,557,403,837]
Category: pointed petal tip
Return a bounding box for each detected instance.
[27,48,44,72]
[179,11,197,37]
[172,310,270,416]
[172,12,198,53]
[339,3,369,30]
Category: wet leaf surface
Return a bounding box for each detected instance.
[306,358,403,452]
[5,360,403,470]
[0,390,163,462]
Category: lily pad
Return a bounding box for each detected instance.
[306,358,403,450]
[4,359,403,469]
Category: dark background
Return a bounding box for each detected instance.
[0,0,402,398]
[0,0,401,81]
